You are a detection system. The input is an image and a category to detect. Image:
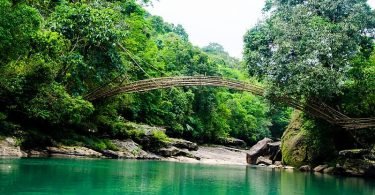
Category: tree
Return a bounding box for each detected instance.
[244,0,375,100]
[0,0,41,65]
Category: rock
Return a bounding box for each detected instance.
[221,137,247,148]
[339,149,369,159]
[246,138,273,164]
[281,111,338,168]
[274,161,282,166]
[314,165,329,172]
[123,122,169,151]
[158,146,181,157]
[103,139,160,160]
[268,141,282,161]
[281,111,310,168]
[142,153,162,160]
[169,138,198,151]
[268,141,281,148]
[0,137,23,157]
[47,146,103,158]
[258,164,267,167]
[21,151,27,157]
[27,150,49,157]
[342,159,375,177]
[256,156,273,165]
[284,166,295,169]
[269,165,277,169]
[101,150,121,158]
[323,167,335,174]
[299,165,312,172]
[158,146,198,159]
[269,164,283,169]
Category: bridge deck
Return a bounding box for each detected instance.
[84,76,375,130]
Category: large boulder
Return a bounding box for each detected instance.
[299,165,312,172]
[323,167,335,174]
[158,146,181,157]
[158,146,198,159]
[47,146,103,158]
[313,165,329,172]
[246,138,273,164]
[102,139,160,160]
[281,111,337,168]
[0,137,24,157]
[256,156,273,165]
[169,138,198,151]
[281,112,309,167]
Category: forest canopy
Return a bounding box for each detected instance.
[0,0,373,152]
[0,0,287,147]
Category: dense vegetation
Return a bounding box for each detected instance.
[0,0,373,162]
[0,0,292,149]
[244,0,375,162]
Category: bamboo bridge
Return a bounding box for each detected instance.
[84,76,375,130]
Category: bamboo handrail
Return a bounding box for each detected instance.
[84,76,375,130]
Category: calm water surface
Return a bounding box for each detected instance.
[0,158,374,195]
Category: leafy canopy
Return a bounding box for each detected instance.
[244,0,375,99]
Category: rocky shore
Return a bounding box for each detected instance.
[1,132,374,178]
[0,136,248,165]
[245,137,375,177]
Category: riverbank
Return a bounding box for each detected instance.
[165,146,248,165]
[1,135,375,178]
[1,117,374,179]
[0,136,248,165]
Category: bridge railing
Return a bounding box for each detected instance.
[84,76,375,130]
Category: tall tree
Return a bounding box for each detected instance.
[244,0,375,100]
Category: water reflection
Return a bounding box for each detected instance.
[0,159,374,195]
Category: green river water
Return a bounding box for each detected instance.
[0,158,374,195]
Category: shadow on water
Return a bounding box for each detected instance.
[0,158,374,195]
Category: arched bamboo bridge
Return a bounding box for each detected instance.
[85,76,375,130]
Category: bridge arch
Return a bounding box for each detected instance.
[84,76,375,130]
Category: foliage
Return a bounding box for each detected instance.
[151,130,170,143]
[27,83,94,125]
[340,52,375,117]
[244,0,375,100]
[0,0,283,148]
[203,43,241,69]
[268,106,292,138]
[0,0,41,65]
[216,92,271,144]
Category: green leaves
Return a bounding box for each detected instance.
[216,92,271,144]
[0,0,41,64]
[244,0,375,100]
[0,0,280,146]
[49,3,123,47]
[27,83,94,125]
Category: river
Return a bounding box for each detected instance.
[0,158,374,194]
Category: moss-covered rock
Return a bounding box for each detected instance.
[281,111,309,167]
[281,110,336,167]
